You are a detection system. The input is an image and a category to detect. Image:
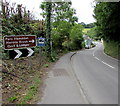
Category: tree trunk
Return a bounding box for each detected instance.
[46,2,52,59]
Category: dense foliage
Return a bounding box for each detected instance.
[1,1,44,36]
[86,27,98,40]
[94,2,120,59]
[1,0,45,59]
[69,24,84,49]
[52,21,72,49]
[1,0,85,59]
[40,1,78,24]
[94,2,120,42]
[40,1,84,52]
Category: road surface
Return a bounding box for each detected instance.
[38,42,118,104]
[71,42,118,104]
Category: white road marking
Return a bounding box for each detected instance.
[94,54,115,69]
[101,61,115,69]
[95,57,100,60]
[103,51,118,61]
[92,43,116,69]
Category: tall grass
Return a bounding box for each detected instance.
[103,40,120,60]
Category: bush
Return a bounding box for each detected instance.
[82,41,85,48]
[0,48,9,60]
[52,21,72,50]
[69,24,84,50]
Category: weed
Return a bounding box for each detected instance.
[8,96,17,102]
[44,64,49,67]
[20,76,41,104]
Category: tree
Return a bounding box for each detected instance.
[40,1,79,52]
[1,0,36,35]
[45,2,52,58]
[93,2,120,42]
[40,1,78,24]
[69,24,84,50]
[52,21,72,49]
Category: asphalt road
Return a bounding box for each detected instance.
[71,42,118,104]
[39,52,88,104]
[39,42,118,104]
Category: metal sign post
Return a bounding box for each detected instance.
[39,47,42,67]
[37,37,46,66]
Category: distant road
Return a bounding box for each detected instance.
[71,42,118,104]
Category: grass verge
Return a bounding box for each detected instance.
[103,40,120,60]
[20,75,42,104]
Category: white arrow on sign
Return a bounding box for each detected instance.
[14,50,22,59]
[27,48,34,57]
[29,39,35,43]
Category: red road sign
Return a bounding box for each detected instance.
[4,35,36,50]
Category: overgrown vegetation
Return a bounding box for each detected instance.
[1,0,85,104]
[94,2,120,59]
[104,40,120,60]
[20,75,42,104]
[1,0,45,60]
[40,1,84,54]
[2,53,49,104]
[1,0,84,60]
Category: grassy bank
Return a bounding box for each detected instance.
[2,53,51,104]
[20,75,42,104]
[2,48,70,104]
[103,40,120,60]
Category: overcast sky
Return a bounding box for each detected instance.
[8,0,96,24]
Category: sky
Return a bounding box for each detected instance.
[8,0,96,24]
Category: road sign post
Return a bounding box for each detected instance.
[37,37,46,66]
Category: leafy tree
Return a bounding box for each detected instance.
[40,1,79,52]
[52,21,72,49]
[1,0,45,59]
[94,2,120,42]
[40,1,78,24]
[45,2,52,58]
[68,24,84,50]
[1,0,36,36]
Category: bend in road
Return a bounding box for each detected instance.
[71,42,118,104]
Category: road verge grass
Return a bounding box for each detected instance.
[103,40,120,60]
[20,75,42,104]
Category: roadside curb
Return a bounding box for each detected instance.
[69,52,91,104]
[70,52,77,61]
